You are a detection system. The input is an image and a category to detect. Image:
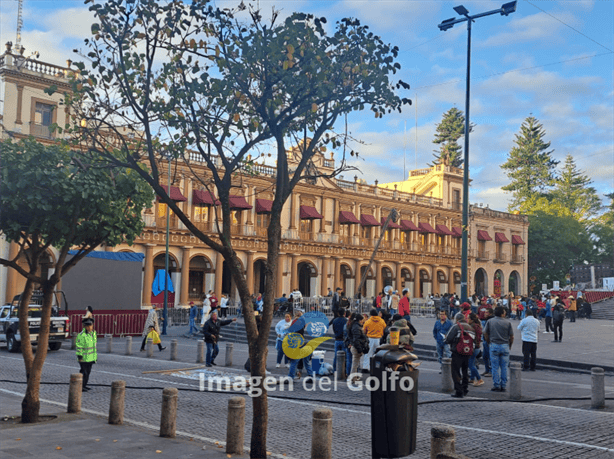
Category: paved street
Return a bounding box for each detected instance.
[1,317,614,459]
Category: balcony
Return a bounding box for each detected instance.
[475,250,489,261]
[511,255,524,264]
[30,124,54,139]
[494,253,507,263]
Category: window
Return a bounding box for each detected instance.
[400,231,407,243]
[231,211,242,225]
[362,226,371,239]
[438,235,445,246]
[256,213,270,228]
[194,206,209,222]
[339,224,350,237]
[420,233,427,246]
[300,219,313,233]
[30,100,56,139]
[35,102,53,126]
[158,203,168,218]
[452,189,461,210]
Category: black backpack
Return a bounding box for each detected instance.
[553,307,564,323]
[340,296,349,308]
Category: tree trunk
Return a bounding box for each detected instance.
[17,279,37,422]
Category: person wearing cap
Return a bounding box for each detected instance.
[568,295,577,322]
[188,301,199,334]
[398,288,411,322]
[76,317,97,392]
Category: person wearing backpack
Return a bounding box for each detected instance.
[483,306,514,392]
[445,313,476,398]
[552,298,566,342]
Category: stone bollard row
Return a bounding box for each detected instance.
[336,350,346,380]
[226,397,246,454]
[108,380,126,425]
[67,373,83,414]
[509,361,522,401]
[160,388,179,438]
[105,334,113,353]
[591,367,605,409]
[441,358,453,392]
[225,343,234,367]
[197,341,205,363]
[125,336,132,355]
[311,407,333,459]
[431,425,455,459]
[146,337,154,358]
[170,339,178,360]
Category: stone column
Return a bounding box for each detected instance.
[433,265,440,296]
[320,256,330,296]
[215,252,224,299]
[354,259,362,295]
[246,251,255,295]
[407,263,416,297]
[332,199,340,235]
[375,261,383,296]
[180,246,191,305]
[447,266,454,295]
[5,242,20,303]
[290,254,298,292]
[245,185,253,226]
[334,257,341,291]
[320,195,327,234]
[290,193,300,230]
[142,244,155,306]
[276,254,286,297]
[396,262,403,292]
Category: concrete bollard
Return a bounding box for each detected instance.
[591,367,605,409]
[71,332,77,350]
[105,334,113,353]
[336,351,346,380]
[442,358,453,392]
[226,397,246,454]
[125,336,132,355]
[435,453,470,459]
[197,341,205,363]
[431,425,456,459]
[108,380,126,425]
[311,407,333,459]
[146,338,154,358]
[170,339,178,361]
[509,361,522,400]
[225,343,234,367]
[67,373,83,414]
[160,388,179,438]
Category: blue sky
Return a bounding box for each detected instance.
[1,0,612,212]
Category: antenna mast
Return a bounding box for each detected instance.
[16,0,24,51]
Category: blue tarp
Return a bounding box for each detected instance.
[68,250,145,263]
[152,269,174,296]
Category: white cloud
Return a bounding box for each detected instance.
[481,12,576,48]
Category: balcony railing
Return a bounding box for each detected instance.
[494,253,507,263]
[475,250,489,261]
[511,255,524,264]
[30,124,54,139]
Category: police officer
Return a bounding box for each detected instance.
[76,317,97,392]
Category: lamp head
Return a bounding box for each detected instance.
[438,18,456,31]
[453,5,469,16]
[500,1,517,16]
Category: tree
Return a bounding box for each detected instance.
[589,192,614,264]
[551,154,601,223]
[430,107,472,168]
[63,1,410,456]
[501,116,558,211]
[0,137,152,423]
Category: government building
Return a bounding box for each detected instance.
[1,44,529,307]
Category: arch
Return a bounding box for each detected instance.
[298,261,317,297]
[474,268,488,297]
[359,264,376,297]
[118,249,135,253]
[340,263,353,295]
[453,271,461,295]
[254,259,267,295]
[153,252,179,271]
[221,257,245,300]
[381,266,393,288]
[508,270,521,296]
[418,268,431,298]
[436,269,448,283]
[401,267,414,282]
[494,269,504,297]
[187,255,213,301]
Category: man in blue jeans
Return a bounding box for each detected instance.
[188,302,199,335]
[483,306,514,392]
[202,311,236,367]
[329,308,347,373]
[433,310,453,373]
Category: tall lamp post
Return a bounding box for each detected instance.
[438,1,517,302]
[162,154,171,335]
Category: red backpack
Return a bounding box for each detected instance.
[456,324,474,356]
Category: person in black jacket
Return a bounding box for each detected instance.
[347,313,369,382]
[329,308,347,373]
[445,313,476,398]
[203,311,236,367]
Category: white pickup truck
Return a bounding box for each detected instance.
[0,303,70,353]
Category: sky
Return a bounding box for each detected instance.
[1,0,612,213]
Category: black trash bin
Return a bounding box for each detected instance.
[370,347,419,458]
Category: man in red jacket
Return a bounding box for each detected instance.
[398,288,411,322]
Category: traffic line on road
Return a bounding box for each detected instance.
[0,388,297,459]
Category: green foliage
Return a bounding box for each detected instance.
[551,154,601,222]
[430,107,471,168]
[501,116,558,211]
[0,137,153,249]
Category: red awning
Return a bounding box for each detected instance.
[300,205,323,220]
[382,218,402,229]
[192,190,220,206]
[418,222,436,234]
[436,224,454,236]
[511,235,525,245]
[229,195,252,210]
[360,214,381,227]
[400,219,419,231]
[452,226,463,238]
[477,230,492,241]
[495,232,509,243]
[157,185,187,202]
[255,199,273,214]
[339,211,360,224]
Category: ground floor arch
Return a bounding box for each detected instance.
[436,269,448,295]
[298,261,318,297]
[418,268,431,298]
[340,263,353,296]
[508,270,521,296]
[494,269,504,297]
[474,268,487,297]
[381,266,393,289]
[254,259,267,295]
[188,255,213,301]
[359,265,376,298]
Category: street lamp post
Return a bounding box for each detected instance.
[162,155,171,335]
[438,1,517,302]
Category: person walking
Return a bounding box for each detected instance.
[202,311,236,367]
[552,299,566,342]
[518,309,540,371]
[84,305,94,320]
[219,294,229,318]
[398,288,411,322]
[342,309,353,377]
[433,310,453,373]
[362,309,386,372]
[483,306,514,392]
[347,312,369,383]
[467,313,484,387]
[275,313,292,368]
[201,293,211,326]
[76,317,97,392]
[544,295,554,334]
[145,324,166,352]
[445,313,475,398]
[188,302,199,334]
[141,307,160,352]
